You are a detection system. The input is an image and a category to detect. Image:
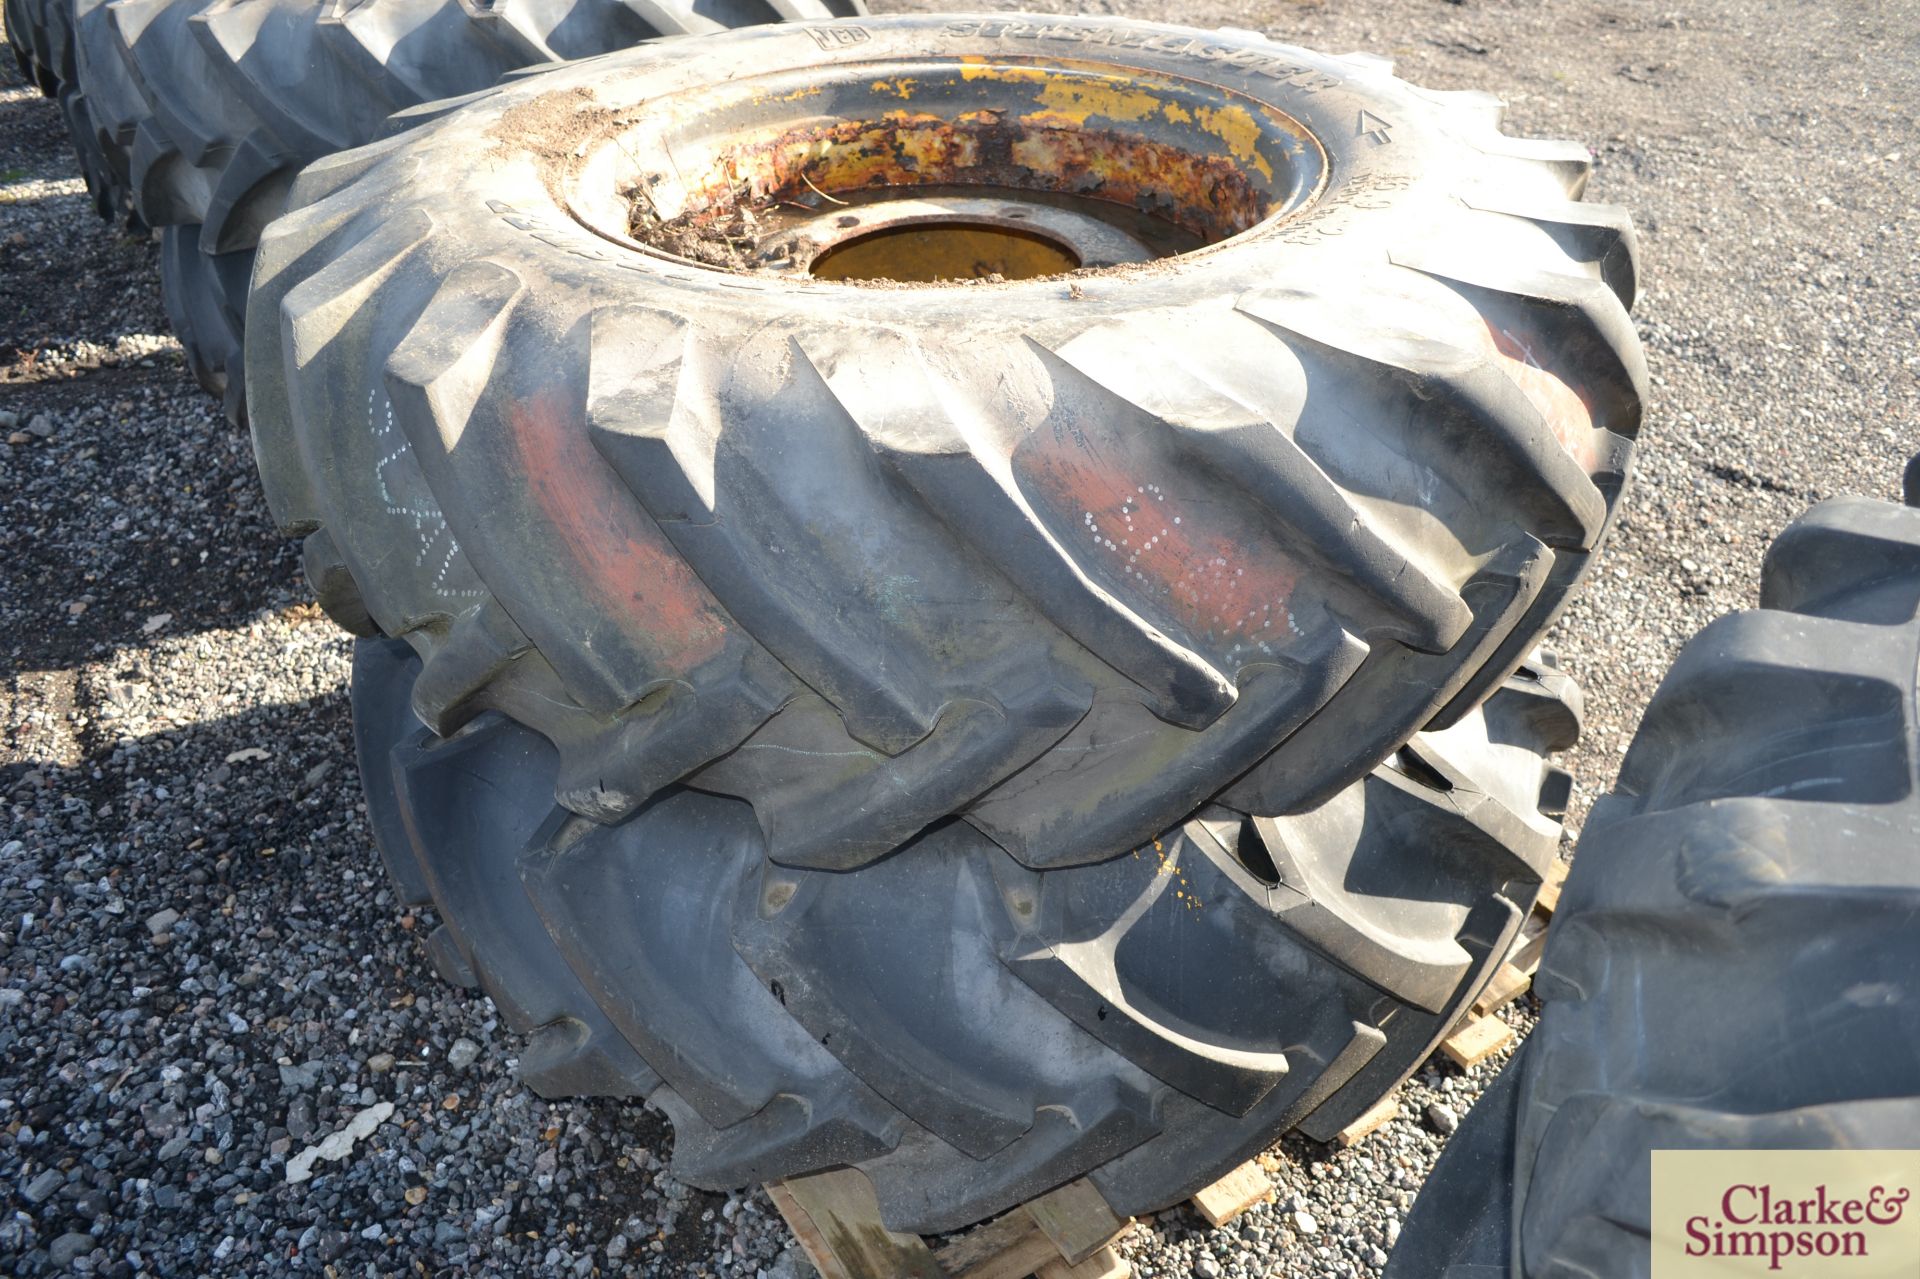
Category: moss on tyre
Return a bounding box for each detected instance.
[1388,486,1920,1277]
[354,636,1581,1228]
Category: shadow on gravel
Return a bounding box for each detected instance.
[2,682,353,854]
[0,372,303,677]
[1,26,297,683]
[0,529,300,677]
[0,679,725,1275]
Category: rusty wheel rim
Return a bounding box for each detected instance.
[565,56,1331,284]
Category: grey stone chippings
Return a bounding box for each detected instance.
[1,0,1913,1273]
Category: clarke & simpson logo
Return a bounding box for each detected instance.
[1653,1151,1920,1276]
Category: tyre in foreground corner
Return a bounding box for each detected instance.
[1390,478,1920,1277]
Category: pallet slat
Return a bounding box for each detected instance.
[1189,1161,1275,1227]
[767,1170,944,1279]
[1439,1014,1517,1069]
[936,1209,1060,1279]
[1469,961,1532,1019]
[1535,858,1569,916]
[1025,1179,1128,1267]
[1334,1094,1400,1149]
[1039,1244,1129,1279]
[947,1229,1065,1279]
[770,1170,1132,1279]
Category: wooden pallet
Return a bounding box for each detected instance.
[766,1169,1133,1279]
[1189,1160,1275,1227]
[1333,1093,1402,1149]
[1437,858,1569,1068]
[767,1157,1292,1276]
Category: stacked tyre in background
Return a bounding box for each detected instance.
[1389,479,1920,1276]
[8,2,1653,1235]
[4,0,866,419]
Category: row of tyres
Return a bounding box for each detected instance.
[4,0,866,419]
[9,0,1917,1269]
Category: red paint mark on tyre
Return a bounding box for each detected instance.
[1013,422,1303,669]
[507,391,730,670]
[1487,322,1599,472]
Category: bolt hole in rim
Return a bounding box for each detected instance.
[566,54,1330,285]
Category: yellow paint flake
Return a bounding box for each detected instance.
[958,57,1050,85]
[1192,104,1275,180]
[747,84,824,106]
[957,61,1180,126]
[1034,76,1168,125]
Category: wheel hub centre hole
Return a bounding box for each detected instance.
[810,220,1081,283]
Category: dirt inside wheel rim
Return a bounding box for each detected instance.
[565,55,1330,283]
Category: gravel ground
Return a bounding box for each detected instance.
[1,0,1914,1275]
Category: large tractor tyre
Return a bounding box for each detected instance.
[99,0,858,244]
[1388,485,1920,1278]
[354,634,1582,1229]
[34,0,865,412]
[249,15,1644,873]
[67,0,153,222]
[250,12,1637,1230]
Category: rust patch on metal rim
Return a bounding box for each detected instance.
[568,58,1329,282]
